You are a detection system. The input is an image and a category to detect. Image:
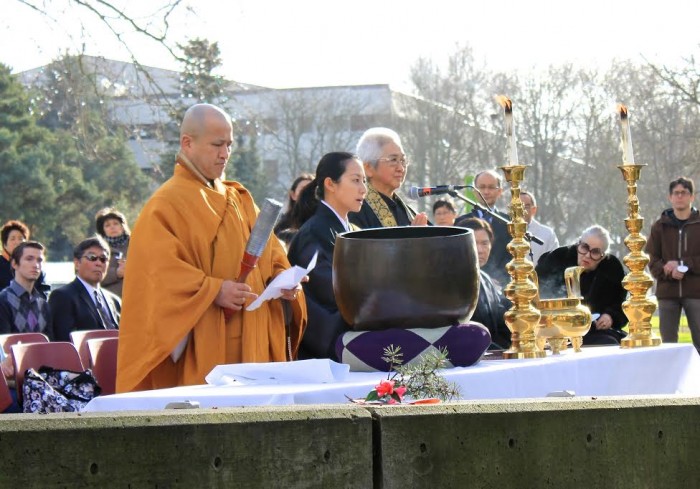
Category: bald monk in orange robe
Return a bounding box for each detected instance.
[116,104,307,392]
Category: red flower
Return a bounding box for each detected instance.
[394,385,407,400]
[375,379,395,397]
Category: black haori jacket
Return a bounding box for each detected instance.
[646,208,700,300]
[535,245,627,331]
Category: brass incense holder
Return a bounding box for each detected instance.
[536,267,592,354]
[618,164,661,348]
[500,165,545,359]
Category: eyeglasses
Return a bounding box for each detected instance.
[476,185,500,191]
[82,254,109,263]
[577,241,604,261]
[671,190,692,197]
[377,156,409,169]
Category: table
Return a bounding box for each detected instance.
[83,343,700,412]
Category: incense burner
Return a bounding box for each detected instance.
[535,267,592,354]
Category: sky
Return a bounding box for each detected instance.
[1,0,699,90]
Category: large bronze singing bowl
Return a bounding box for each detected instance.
[333,226,479,331]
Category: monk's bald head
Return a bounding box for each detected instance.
[180,104,232,140]
[179,104,234,181]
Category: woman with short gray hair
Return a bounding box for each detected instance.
[350,127,428,229]
[535,224,627,345]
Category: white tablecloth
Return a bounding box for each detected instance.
[83,343,700,412]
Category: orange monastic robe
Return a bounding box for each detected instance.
[116,163,307,392]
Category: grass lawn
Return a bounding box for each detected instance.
[649,315,692,343]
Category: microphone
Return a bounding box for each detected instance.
[408,185,469,198]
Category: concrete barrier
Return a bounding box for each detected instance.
[371,396,700,489]
[1,397,700,488]
[0,405,373,488]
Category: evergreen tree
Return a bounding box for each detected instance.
[0,62,91,258]
[157,38,228,182]
[1,56,151,258]
[179,38,226,103]
[230,130,269,204]
[33,55,151,234]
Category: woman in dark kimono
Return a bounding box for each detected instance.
[287,152,367,359]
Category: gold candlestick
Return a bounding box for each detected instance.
[618,164,661,348]
[500,165,545,359]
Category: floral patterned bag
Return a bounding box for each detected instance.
[22,366,102,413]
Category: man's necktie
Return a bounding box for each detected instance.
[94,290,116,329]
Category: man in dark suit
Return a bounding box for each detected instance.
[49,236,121,342]
[456,170,511,288]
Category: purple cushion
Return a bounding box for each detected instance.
[335,323,491,372]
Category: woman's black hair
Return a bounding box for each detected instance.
[290,152,358,228]
[285,173,314,210]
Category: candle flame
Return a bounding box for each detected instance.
[496,95,512,113]
[618,103,629,121]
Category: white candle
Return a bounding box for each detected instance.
[496,95,518,166]
[618,104,635,164]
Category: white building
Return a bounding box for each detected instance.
[18,56,415,192]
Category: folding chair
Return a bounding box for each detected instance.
[87,337,119,395]
[11,342,83,404]
[0,332,50,355]
[0,372,13,412]
[70,330,119,369]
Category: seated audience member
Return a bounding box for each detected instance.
[95,208,130,297]
[49,236,121,342]
[433,199,457,226]
[536,225,627,345]
[520,190,559,265]
[0,220,49,294]
[274,173,313,245]
[0,241,53,338]
[350,127,428,228]
[0,221,28,291]
[287,152,367,359]
[455,170,511,288]
[460,218,512,349]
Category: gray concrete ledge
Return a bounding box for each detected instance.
[370,396,700,489]
[0,405,373,489]
[1,397,699,488]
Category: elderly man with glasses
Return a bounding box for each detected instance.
[349,127,428,229]
[535,225,627,345]
[646,176,700,353]
[455,170,511,288]
[49,236,121,341]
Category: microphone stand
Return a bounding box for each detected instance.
[448,190,544,246]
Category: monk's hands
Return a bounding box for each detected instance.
[215,280,258,312]
[411,212,429,226]
[280,276,308,301]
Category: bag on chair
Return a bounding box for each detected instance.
[22,366,101,413]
